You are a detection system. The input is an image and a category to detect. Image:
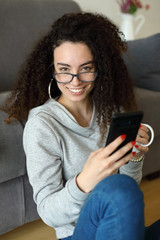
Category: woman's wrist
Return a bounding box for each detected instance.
[76,173,92,193]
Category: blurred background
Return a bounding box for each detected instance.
[74,0,160,39]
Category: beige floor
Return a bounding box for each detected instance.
[0,220,57,240]
[140,176,160,226]
[0,177,160,240]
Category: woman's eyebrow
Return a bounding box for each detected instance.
[57,63,70,67]
[80,61,94,67]
[57,61,94,67]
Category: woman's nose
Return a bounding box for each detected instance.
[71,74,81,85]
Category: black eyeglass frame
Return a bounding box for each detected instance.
[53,72,98,84]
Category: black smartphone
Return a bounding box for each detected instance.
[105,111,144,155]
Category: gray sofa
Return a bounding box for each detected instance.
[0,0,81,235]
[0,0,160,235]
[123,33,160,177]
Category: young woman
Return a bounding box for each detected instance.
[4,12,159,240]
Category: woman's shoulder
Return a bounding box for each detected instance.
[26,98,76,129]
[27,98,65,121]
[23,99,62,139]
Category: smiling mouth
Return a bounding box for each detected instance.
[67,87,85,94]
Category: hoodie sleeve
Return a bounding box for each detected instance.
[119,160,144,184]
[23,115,89,229]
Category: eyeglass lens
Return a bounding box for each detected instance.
[54,72,97,83]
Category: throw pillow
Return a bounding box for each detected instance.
[123,33,160,92]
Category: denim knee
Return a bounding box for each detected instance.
[72,174,144,240]
[92,174,144,208]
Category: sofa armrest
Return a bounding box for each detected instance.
[0,109,26,183]
[135,87,160,136]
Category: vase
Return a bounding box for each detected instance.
[120,13,145,40]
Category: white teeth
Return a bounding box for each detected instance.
[69,88,83,93]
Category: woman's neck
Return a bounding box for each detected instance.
[58,96,93,127]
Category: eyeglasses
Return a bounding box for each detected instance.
[53,72,98,84]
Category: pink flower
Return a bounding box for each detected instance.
[134,0,143,8]
[145,4,150,10]
[116,0,150,14]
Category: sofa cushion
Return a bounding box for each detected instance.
[123,33,160,92]
[0,0,81,92]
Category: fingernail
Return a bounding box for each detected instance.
[135,144,139,148]
[132,152,136,156]
[121,134,126,140]
[132,141,136,145]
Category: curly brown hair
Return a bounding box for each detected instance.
[4,12,137,133]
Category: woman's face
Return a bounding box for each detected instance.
[53,41,96,104]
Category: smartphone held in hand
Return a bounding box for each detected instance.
[106,111,144,155]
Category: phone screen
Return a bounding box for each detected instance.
[105,111,144,155]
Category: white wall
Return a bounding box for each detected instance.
[74,0,160,39]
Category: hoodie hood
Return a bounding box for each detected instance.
[28,98,97,138]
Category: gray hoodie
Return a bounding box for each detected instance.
[23,99,143,239]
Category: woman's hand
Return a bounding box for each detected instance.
[76,135,136,193]
[134,124,150,155]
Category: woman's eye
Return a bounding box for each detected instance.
[81,66,93,72]
[60,67,69,72]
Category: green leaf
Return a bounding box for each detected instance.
[129,5,138,14]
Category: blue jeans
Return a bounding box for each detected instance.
[59,174,145,240]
